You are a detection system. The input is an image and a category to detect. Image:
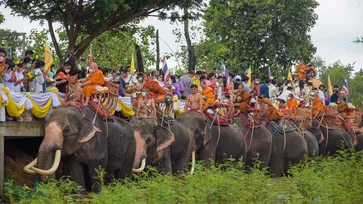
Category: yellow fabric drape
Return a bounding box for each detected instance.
[118,100,135,117]
[2,87,24,117]
[27,94,53,118]
[48,87,64,106]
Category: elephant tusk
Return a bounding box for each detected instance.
[23,158,38,174]
[132,158,146,173]
[30,150,62,175]
[190,151,196,175]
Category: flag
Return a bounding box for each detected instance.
[343,79,349,95]
[130,52,136,74]
[247,66,252,87]
[89,44,93,64]
[327,75,333,95]
[220,61,229,84]
[162,56,170,85]
[288,71,293,81]
[43,41,53,72]
[268,67,273,80]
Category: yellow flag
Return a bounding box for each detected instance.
[247,67,252,87]
[328,75,333,95]
[287,71,293,81]
[44,41,53,72]
[130,54,136,74]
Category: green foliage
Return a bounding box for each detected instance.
[0,29,25,59]
[200,0,319,75]
[7,151,363,203]
[353,37,363,44]
[0,13,4,24]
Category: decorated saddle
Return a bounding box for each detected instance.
[89,82,119,119]
[344,108,361,134]
[204,108,230,126]
[270,120,296,135]
[294,108,312,129]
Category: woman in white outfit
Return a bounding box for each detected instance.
[33,60,45,93]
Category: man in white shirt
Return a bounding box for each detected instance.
[14,65,25,92]
[269,79,278,100]
[33,61,45,93]
[2,60,16,91]
[318,84,326,105]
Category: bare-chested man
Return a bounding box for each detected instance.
[184,84,203,112]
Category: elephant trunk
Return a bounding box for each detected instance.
[24,122,63,175]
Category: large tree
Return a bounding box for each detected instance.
[0,0,203,63]
[202,0,319,76]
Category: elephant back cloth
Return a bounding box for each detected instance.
[89,82,119,120]
[269,119,296,136]
[315,107,345,130]
[203,107,230,127]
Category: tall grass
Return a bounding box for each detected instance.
[6,151,363,204]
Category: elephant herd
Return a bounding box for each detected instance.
[23,106,363,192]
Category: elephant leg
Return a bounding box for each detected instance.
[172,145,190,174]
[68,156,86,191]
[269,136,284,177]
[160,147,172,174]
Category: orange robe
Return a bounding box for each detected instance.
[337,102,349,119]
[312,97,326,116]
[263,98,283,121]
[82,70,105,97]
[297,64,308,80]
[143,80,166,100]
[201,87,216,107]
[287,98,298,115]
[238,91,251,113]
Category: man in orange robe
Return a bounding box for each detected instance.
[234,84,251,116]
[79,62,105,106]
[259,95,283,121]
[201,80,216,111]
[311,92,326,116]
[297,59,308,80]
[286,93,298,115]
[138,72,167,100]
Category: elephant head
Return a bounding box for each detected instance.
[130,118,174,171]
[176,112,209,147]
[24,107,104,176]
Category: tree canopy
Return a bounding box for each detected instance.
[197,0,319,76]
[0,0,203,63]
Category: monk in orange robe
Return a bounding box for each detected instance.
[337,97,349,119]
[311,92,326,116]
[297,60,308,80]
[201,80,216,111]
[138,73,167,100]
[259,96,283,121]
[233,84,251,116]
[79,62,105,106]
[286,93,298,115]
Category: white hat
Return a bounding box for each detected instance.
[235,75,242,80]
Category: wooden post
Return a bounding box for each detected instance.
[0,135,4,198]
[156,29,160,71]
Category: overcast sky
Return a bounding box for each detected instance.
[1,0,362,72]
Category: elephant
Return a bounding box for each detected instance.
[177,111,247,166]
[129,117,192,174]
[301,129,320,157]
[355,133,363,152]
[312,119,354,155]
[265,119,308,177]
[233,114,272,168]
[24,107,136,192]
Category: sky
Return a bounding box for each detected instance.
[0,0,362,72]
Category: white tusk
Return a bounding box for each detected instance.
[132,158,146,173]
[190,151,196,175]
[23,158,38,174]
[30,150,62,175]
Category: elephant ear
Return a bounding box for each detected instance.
[155,125,175,153]
[78,117,102,143]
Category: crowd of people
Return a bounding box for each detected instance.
[0,47,352,122]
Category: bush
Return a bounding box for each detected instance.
[6,151,363,203]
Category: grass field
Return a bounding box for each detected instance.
[5,151,363,204]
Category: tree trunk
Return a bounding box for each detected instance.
[184,7,196,73]
[135,43,144,73]
[156,29,160,71]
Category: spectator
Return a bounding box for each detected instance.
[180,72,194,99]
[3,59,16,91]
[260,79,270,98]
[269,79,278,100]
[33,60,45,93]
[171,75,185,98]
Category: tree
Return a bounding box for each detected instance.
[202,0,319,76]
[1,0,204,63]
